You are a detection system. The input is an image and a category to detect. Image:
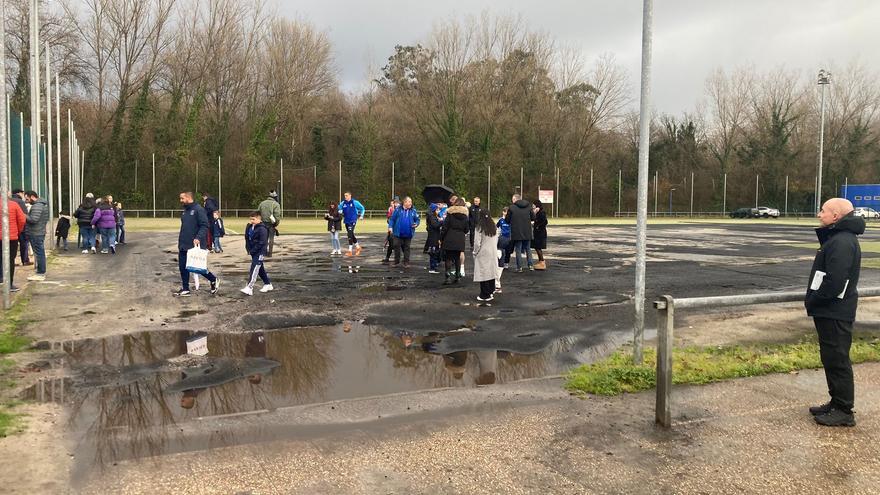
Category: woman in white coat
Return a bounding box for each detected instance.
[473,209,500,302]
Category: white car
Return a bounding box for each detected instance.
[755,206,779,218]
[853,207,880,219]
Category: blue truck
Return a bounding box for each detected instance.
[841,184,880,208]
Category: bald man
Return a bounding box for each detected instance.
[805,198,863,427]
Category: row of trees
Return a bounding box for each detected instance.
[5,1,879,213]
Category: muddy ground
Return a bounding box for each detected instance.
[3,222,880,492]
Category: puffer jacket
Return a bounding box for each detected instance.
[6,199,27,241]
[389,206,421,239]
[805,212,864,322]
[74,201,97,228]
[91,203,118,229]
[25,198,50,237]
[440,205,469,252]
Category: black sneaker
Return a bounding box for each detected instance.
[210,280,219,295]
[174,289,192,297]
[814,407,855,427]
[809,402,833,416]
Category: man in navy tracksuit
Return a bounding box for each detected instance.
[175,192,218,297]
[241,211,273,296]
[388,196,420,268]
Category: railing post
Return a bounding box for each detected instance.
[655,295,674,428]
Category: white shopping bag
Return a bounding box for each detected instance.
[186,247,209,275]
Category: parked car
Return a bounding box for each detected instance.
[730,207,756,218]
[755,206,780,218]
[853,207,880,219]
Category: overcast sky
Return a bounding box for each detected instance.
[277,0,879,114]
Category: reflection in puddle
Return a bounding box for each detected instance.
[24,322,583,473]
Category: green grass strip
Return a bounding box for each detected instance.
[0,296,31,355]
[0,403,24,437]
[565,336,880,396]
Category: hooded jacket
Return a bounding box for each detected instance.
[440,205,469,252]
[506,199,535,241]
[389,206,421,239]
[258,197,281,226]
[245,222,269,256]
[25,198,49,237]
[339,198,365,225]
[805,212,864,322]
[56,215,71,237]
[426,207,443,247]
[91,203,118,229]
[178,202,210,251]
[6,199,27,241]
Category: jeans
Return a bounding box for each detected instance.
[30,234,46,274]
[0,239,19,285]
[80,226,96,249]
[513,240,533,269]
[498,236,512,265]
[56,236,68,250]
[19,232,29,263]
[814,317,854,412]
[393,236,412,264]
[479,280,495,299]
[330,231,341,251]
[117,225,126,244]
[246,254,271,289]
[179,250,216,291]
[428,246,441,271]
[262,222,276,256]
[98,227,117,251]
[384,232,394,260]
[213,237,223,252]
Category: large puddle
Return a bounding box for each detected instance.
[24,321,616,473]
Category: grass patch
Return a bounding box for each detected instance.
[0,296,31,355]
[0,402,24,437]
[565,336,880,396]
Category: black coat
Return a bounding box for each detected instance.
[426,211,442,248]
[440,206,469,252]
[533,209,548,249]
[178,202,210,251]
[74,202,97,227]
[805,213,864,322]
[325,209,342,232]
[506,199,535,241]
[204,197,219,218]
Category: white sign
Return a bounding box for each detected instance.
[186,334,208,356]
[539,189,554,204]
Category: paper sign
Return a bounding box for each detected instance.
[186,334,208,356]
[539,189,554,204]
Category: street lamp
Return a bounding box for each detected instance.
[816,69,831,212]
[668,188,676,215]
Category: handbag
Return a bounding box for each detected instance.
[185,247,209,275]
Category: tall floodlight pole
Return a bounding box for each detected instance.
[816,69,831,212]
[632,0,653,364]
[217,156,221,212]
[589,168,593,218]
[279,158,283,216]
[555,166,560,218]
[67,109,72,214]
[338,160,342,200]
[152,153,156,217]
[1,0,12,309]
[784,175,789,217]
[689,171,694,216]
[653,171,658,216]
[844,176,848,199]
[18,112,23,189]
[44,44,54,245]
[722,173,727,215]
[55,74,60,213]
[441,164,445,186]
[391,161,395,199]
[755,174,759,208]
[29,0,40,191]
[487,164,491,212]
[520,167,524,196]
[617,169,622,215]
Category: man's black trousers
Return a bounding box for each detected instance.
[814,317,854,412]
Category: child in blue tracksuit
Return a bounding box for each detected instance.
[339,192,366,256]
[241,212,272,296]
[212,211,226,253]
[496,207,512,267]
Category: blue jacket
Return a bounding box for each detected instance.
[213,218,225,237]
[178,203,210,251]
[496,217,511,238]
[339,198,365,225]
[388,206,420,238]
[245,223,269,256]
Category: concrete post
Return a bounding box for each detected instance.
[655,295,674,428]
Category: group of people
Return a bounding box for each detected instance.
[1,189,50,289]
[71,193,127,255]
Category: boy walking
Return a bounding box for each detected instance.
[212,211,225,253]
[56,212,71,251]
[241,212,273,296]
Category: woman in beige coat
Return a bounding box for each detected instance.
[473,209,500,302]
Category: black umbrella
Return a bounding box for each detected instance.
[422,184,455,204]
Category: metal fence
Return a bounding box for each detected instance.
[126,209,393,219]
[652,287,880,428]
[614,211,821,219]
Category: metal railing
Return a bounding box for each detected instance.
[652,287,880,428]
[614,211,821,219]
[126,209,392,219]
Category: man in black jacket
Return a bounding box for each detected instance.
[176,192,219,297]
[505,194,535,272]
[468,197,481,248]
[805,198,864,427]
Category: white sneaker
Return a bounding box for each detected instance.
[461,267,466,277]
[260,284,274,293]
[27,274,46,282]
[90,247,97,253]
[240,286,253,296]
[81,250,88,254]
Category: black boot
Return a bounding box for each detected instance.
[814,407,856,427]
[443,271,454,285]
